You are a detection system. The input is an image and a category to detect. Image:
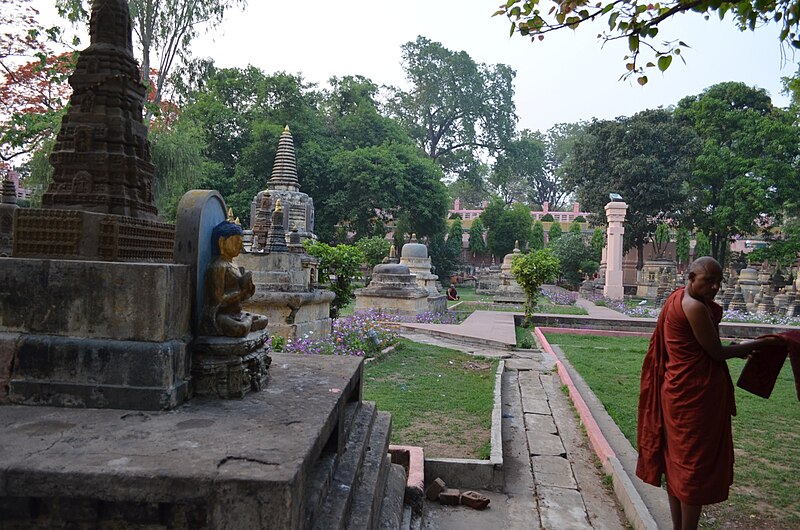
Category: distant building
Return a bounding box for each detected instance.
[5,170,32,201]
[449,198,591,225]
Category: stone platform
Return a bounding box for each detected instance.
[0,353,405,529]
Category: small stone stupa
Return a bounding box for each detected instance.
[493,240,526,304]
[250,125,315,243]
[400,234,446,313]
[0,174,18,256]
[238,137,334,340]
[355,245,430,316]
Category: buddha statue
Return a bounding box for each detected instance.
[200,220,268,337]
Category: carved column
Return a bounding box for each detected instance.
[604,200,627,300]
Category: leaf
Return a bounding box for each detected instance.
[646,62,655,67]
[637,76,648,86]
[657,55,672,72]
[628,34,639,52]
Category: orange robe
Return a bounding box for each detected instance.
[636,287,735,505]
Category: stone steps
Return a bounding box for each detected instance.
[310,403,403,530]
[377,462,407,529]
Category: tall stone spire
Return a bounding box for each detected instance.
[42,0,157,220]
[267,125,300,192]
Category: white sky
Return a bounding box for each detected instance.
[32,0,797,133]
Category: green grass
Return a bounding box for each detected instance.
[547,332,800,526]
[363,338,498,459]
[515,325,535,349]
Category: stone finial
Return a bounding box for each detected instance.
[275,198,283,212]
[1,174,17,205]
[227,207,234,222]
[268,127,300,192]
[514,240,520,251]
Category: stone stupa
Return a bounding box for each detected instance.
[399,234,446,313]
[0,174,18,256]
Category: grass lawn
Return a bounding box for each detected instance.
[362,338,498,459]
[546,332,800,529]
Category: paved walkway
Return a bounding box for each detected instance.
[397,301,667,530]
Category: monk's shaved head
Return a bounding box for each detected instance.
[689,256,722,277]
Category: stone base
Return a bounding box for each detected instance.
[191,331,271,399]
[354,292,430,316]
[2,333,190,410]
[243,290,334,341]
[0,353,364,529]
[428,294,447,314]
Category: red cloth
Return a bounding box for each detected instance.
[736,331,800,400]
[636,287,736,505]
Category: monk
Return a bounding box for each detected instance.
[636,256,783,530]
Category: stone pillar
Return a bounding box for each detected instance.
[604,200,627,300]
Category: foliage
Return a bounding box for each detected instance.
[355,236,392,269]
[540,213,554,221]
[590,228,605,263]
[468,216,487,254]
[387,36,517,181]
[304,241,364,318]
[283,309,400,357]
[447,216,464,259]
[675,82,800,265]
[563,109,699,269]
[574,215,587,222]
[747,219,800,266]
[490,128,546,204]
[496,0,800,86]
[568,220,582,235]
[482,199,532,258]
[547,221,562,242]
[531,122,584,207]
[429,232,460,285]
[550,231,597,287]
[693,231,711,260]
[675,227,691,265]
[530,220,545,250]
[510,248,560,321]
[653,223,671,258]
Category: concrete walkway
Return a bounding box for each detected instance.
[398,304,667,530]
[402,311,626,530]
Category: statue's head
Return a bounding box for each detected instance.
[211,220,244,258]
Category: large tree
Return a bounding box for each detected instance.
[563,108,700,268]
[533,122,584,208]
[388,36,517,181]
[490,129,546,205]
[496,0,800,84]
[675,82,800,265]
[481,198,532,259]
[56,0,247,118]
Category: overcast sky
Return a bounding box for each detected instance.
[35,0,798,132]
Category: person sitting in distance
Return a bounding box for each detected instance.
[447,286,460,301]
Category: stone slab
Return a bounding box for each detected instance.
[524,412,557,435]
[0,258,190,342]
[0,333,18,404]
[538,485,591,529]
[526,431,565,456]
[0,353,363,529]
[531,455,577,489]
[521,396,551,415]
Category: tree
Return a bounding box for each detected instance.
[496,0,800,85]
[468,216,488,255]
[356,236,392,270]
[590,228,605,263]
[675,227,691,266]
[481,199,532,258]
[429,233,460,285]
[675,82,800,265]
[569,220,583,235]
[547,222,562,242]
[563,109,699,269]
[304,241,364,318]
[550,231,597,287]
[510,248,560,323]
[490,129,546,204]
[530,220,545,250]
[653,223,671,258]
[388,36,517,181]
[533,122,585,208]
[56,0,247,119]
[694,232,712,258]
[447,216,464,260]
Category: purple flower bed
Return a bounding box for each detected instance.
[722,309,800,326]
[540,288,578,306]
[409,310,462,324]
[280,309,401,357]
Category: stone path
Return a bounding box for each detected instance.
[400,329,629,530]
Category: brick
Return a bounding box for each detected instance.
[438,488,461,505]
[460,490,491,510]
[425,477,446,501]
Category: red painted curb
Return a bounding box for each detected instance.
[534,327,616,464]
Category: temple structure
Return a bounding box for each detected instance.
[493,241,526,304]
[355,246,430,316]
[0,175,18,256]
[399,234,446,313]
[239,133,334,340]
[250,126,315,243]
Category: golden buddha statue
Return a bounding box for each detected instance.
[200,220,268,337]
